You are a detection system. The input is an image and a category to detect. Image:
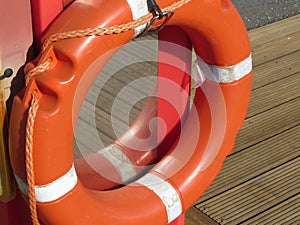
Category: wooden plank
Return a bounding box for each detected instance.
[92,76,154,110]
[247,71,300,118]
[75,97,151,155]
[196,124,300,203]
[74,118,115,158]
[251,30,300,67]
[78,100,127,138]
[252,50,300,90]
[96,64,157,95]
[88,64,156,108]
[184,207,218,225]
[249,15,300,48]
[84,88,145,124]
[240,194,300,224]
[100,42,157,85]
[195,158,300,224]
[234,96,300,153]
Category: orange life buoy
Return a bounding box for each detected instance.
[9,0,252,224]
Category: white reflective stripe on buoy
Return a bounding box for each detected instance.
[193,54,252,85]
[126,0,149,36]
[136,173,182,223]
[98,144,137,184]
[14,164,78,203]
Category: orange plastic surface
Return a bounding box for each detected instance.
[9,0,252,224]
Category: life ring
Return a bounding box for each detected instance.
[9,0,252,225]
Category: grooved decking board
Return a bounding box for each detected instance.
[247,71,300,118]
[234,97,300,153]
[252,50,300,90]
[196,158,300,224]
[185,207,219,225]
[251,30,300,67]
[248,15,300,48]
[196,124,300,203]
[240,194,300,225]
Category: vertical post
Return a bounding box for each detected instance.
[157,26,192,225]
[0,0,55,224]
[0,192,31,225]
[30,0,63,47]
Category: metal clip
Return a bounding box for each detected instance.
[137,0,174,37]
[148,0,164,19]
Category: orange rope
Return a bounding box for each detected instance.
[25,58,52,86]
[25,91,40,225]
[42,0,191,51]
[24,0,191,224]
[26,0,191,83]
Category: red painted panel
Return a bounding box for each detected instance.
[169,214,185,225]
[0,191,31,225]
[157,26,192,160]
[158,26,192,225]
[30,0,63,46]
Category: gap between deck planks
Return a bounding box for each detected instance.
[186,14,300,225]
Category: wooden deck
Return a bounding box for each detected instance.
[185,15,300,224]
[75,15,300,224]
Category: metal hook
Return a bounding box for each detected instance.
[0,68,13,80]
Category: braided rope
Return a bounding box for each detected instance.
[24,1,191,224]
[25,58,52,86]
[26,0,191,83]
[42,0,191,51]
[25,92,40,225]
